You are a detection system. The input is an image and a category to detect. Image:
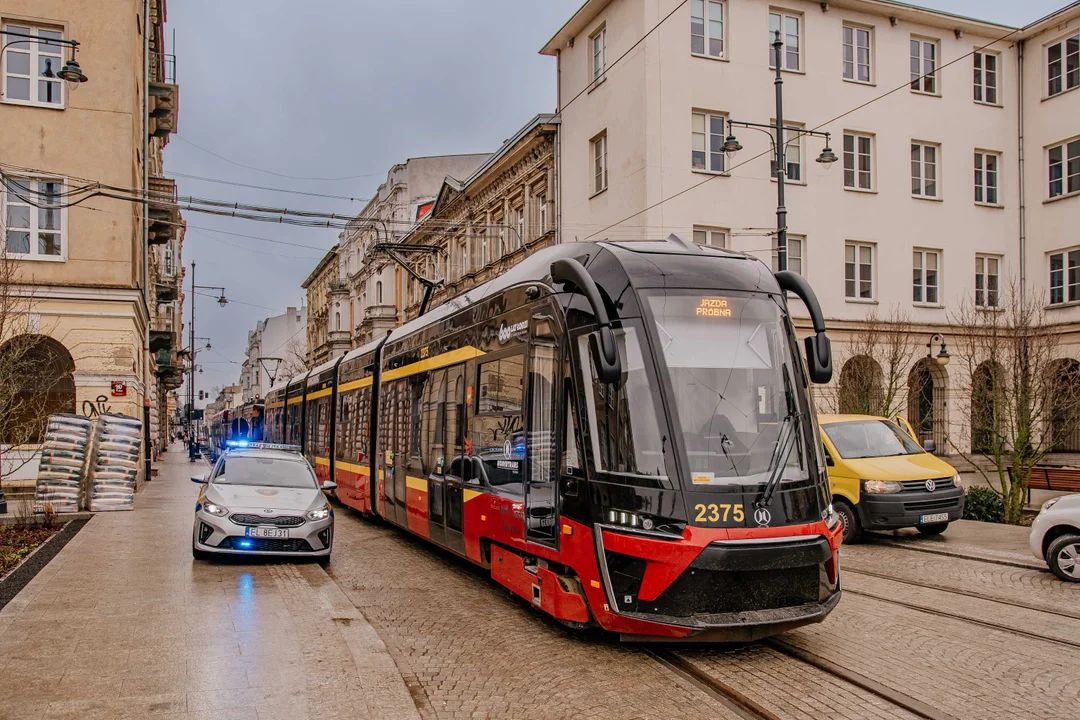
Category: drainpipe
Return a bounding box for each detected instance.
[555,48,562,245]
[1017,40,1026,298]
[142,0,152,482]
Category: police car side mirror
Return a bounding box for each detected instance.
[191,474,208,484]
[550,258,621,384]
[322,480,337,491]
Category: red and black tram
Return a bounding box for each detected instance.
[266,238,842,640]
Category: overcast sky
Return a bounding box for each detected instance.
[167,0,1064,401]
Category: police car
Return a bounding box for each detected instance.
[191,443,334,564]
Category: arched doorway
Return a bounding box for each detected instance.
[0,335,75,444]
[907,358,947,452]
[970,361,1001,454]
[1048,359,1080,452]
[838,355,884,415]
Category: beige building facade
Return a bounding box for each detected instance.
[302,245,340,367]
[0,0,182,469]
[542,0,1080,454]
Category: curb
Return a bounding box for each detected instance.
[873,539,1045,571]
[0,519,89,611]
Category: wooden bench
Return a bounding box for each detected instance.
[1007,466,1080,502]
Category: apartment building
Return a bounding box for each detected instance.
[239,307,306,402]
[302,245,342,367]
[399,114,559,319]
[0,0,182,470]
[542,0,1080,452]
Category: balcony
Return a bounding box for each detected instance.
[148,80,179,139]
[149,330,174,354]
[154,348,184,389]
[155,282,178,303]
[364,304,397,321]
[148,176,180,245]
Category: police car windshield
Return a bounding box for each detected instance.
[212,456,318,488]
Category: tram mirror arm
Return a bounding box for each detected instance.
[550,258,622,384]
[774,270,833,384]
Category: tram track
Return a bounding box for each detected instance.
[843,567,1080,621]
[865,537,1044,571]
[647,640,957,720]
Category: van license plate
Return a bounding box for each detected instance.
[919,513,949,524]
[246,527,287,539]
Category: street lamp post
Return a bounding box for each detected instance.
[0,29,89,89]
[187,261,227,442]
[720,30,838,271]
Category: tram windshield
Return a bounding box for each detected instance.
[646,291,808,487]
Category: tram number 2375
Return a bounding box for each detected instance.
[693,503,745,525]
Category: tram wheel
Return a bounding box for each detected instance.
[916,523,949,537]
[835,500,861,544]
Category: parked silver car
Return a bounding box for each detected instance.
[192,444,334,564]
[1029,494,1080,582]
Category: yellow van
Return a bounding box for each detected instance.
[818,414,965,543]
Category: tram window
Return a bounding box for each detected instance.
[578,328,667,479]
[423,370,447,475]
[446,366,464,477]
[357,387,370,462]
[563,392,581,475]
[528,344,557,489]
[409,374,426,468]
[478,355,524,414]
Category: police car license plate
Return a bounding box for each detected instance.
[245,527,287,539]
[919,513,949,524]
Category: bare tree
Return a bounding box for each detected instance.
[948,281,1080,524]
[832,306,920,419]
[278,336,308,378]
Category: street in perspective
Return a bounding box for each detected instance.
[1,0,1079,719]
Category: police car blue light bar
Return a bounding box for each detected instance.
[225,439,249,448]
[245,442,302,452]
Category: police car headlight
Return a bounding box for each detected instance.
[307,505,331,522]
[1041,497,1060,513]
[202,500,229,518]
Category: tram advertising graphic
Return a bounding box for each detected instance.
[263,239,841,640]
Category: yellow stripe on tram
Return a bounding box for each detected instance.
[337,377,374,393]
[463,489,484,503]
[286,397,302,405]
[306,387,333,400]
[405,476,428,492]
[335,459,368,475]
[382,346,485,382]
[314,457,330,466]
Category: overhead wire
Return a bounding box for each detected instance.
[173,135,388,182]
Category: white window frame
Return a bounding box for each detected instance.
[1046,31,1080,98]
[690,0,726,59]
[1048,248,1080,305]
[2,174,67,261]
[590,25,606,85]
[1048,137,1080,200]
[769,10,802,72]
[912,248,941,306]
[842,24,873,84]
[843,132,874,191]
[770,122,804,184]
[845,241,875,301]
[973,50,1000,105]
[911,142,940,199]
[910,36,939,95]
[2,23,65,108]
[974,150,1001,206]
[974,254,1000,309]
[514,204,524,249]
[692,226,727,248]
[591,131,608,196]
[772,234,803,274]
[691,110,726,174]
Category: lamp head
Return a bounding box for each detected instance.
[217,294,228,307]
[57,57,88,85]
[721,134,742,162]
[816,146,838,166]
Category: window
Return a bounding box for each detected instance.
[691,111,725,173]
[3,176,64,259]
[770,123,803,182]
[913,249,940,304]
[375,280,383,304]
[773,235,803,274]
[911,142,939,198]
[538,194,547,233]
[692,226,727,247]
[769,11,801,71]
[164,245,175,276]
[691,0,725,58]
[590,25,606,84]
[1047,32,1079,97]
[975,255,1000,308]
[910,37,938,94]
[974,151,1000,205]
[1048,139,1080,199]
[843,25,872,83]
[514,205,524,249]
[473,353,525,488]
[843,132,873,190]
[2,24,64,107]
[1049,249,1080,305]
[845,242,874,299]
[973,51,999,104]
[591,131,608,195]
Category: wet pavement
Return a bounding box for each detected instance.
[0,446,419,720]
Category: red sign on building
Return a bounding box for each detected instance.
[111,381,127,397]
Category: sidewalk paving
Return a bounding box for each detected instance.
[865,518,1044,570]
[0,444,420,720]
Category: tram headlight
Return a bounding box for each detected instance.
[604,509,684,537]
[862,480,902,494]
[824,504,841,530]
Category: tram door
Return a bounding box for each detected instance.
[526,314,560,547]
[441,366,467,555]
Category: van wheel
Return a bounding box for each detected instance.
[1046,534,1080,582]
[835,500,861,544]
[917,523,949,537]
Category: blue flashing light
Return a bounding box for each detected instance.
[238,539,254,549]
[226,439,250,449]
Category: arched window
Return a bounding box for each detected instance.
[838,355,883,416]
[1048,359,1080,452]
[971,361,1000,453]
[907,358,948,452]
[0,335,75,443]
[376,280,383,304]
[335,312,341,331]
